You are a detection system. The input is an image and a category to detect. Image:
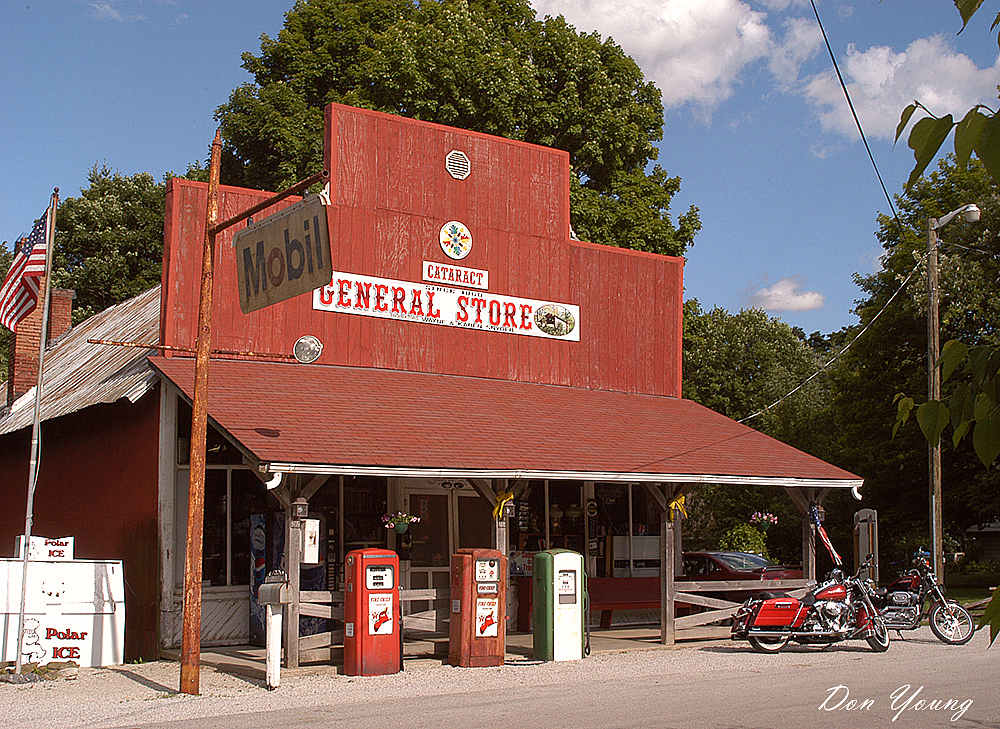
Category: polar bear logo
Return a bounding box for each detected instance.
[20,617,47,664]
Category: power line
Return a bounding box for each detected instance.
[739,251,927,423]
[739,4,922,424]
[810,0,899,221]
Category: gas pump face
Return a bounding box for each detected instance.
[558,569,577,604]
[367,564,394,590]
[475,559,501,635]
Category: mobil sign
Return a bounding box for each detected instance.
[234,194,333,314]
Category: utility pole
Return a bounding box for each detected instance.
[927,216,943,581]
[925,203,979,580]
[179,130,222,695]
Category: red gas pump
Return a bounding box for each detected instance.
[449,548,507,667]
[344,548,401,676]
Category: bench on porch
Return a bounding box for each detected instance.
[588,577,663,628]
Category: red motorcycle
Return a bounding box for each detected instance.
[870,548,975,645]
[731,553,890,654]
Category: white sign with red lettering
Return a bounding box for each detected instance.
[16,535,75,561]
[476,598,499,637]
[314,271,580,341]
[1,558,125,667]
[368,594,394,635]
[422,260,489,290]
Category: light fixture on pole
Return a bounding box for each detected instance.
[926,202,979,579]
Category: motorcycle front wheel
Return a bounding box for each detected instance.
[929,601,975,645]
[748,635,788,653]
[865,615,890,652]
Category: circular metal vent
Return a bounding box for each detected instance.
[293,335,323,364]
[445,150,471,180]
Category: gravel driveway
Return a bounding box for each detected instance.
[2,626,996,728]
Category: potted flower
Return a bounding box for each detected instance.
[750,511,778,532]
[383,511,420,534]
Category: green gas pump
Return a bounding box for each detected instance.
[532,549,588,661]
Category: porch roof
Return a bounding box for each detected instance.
[150,356,862,492]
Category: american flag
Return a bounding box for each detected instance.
[0,214,49,333]
[809,506,843,566]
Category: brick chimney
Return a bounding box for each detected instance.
[49,289,75,341]
[5,287,75,408]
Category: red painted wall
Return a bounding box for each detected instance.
[161,103,683,396]
[0,391,161,661]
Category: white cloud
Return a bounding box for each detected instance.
[747,275,824,311]
[88,1,146,22]
[532,0,776,117]
[803,35,1000,139]
[769,16,823,86]
[756,0,807,10]
[530,2,999,138]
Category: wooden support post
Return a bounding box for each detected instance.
[493,479,510,556]
[492,479,514,636]
[802,513,816,582]
[265,602,282,690]
[285,500,302,669]
[661,496,675,646]
[641,482,675,644]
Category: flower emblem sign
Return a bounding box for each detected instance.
[440,220,473,260]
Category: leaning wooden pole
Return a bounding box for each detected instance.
[179,130,222,695]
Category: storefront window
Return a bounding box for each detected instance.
[594,483,661,577]
[509,481,663,578]
[200,468,273,586]
[510,480,585,553]
[203,470,229,586]
[343,476,388,550]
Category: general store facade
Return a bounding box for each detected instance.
[0,104,862,661]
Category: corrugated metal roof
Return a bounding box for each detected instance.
[0,286,160,435]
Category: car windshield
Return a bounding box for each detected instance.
[718,553,775,570]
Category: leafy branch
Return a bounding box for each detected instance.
[895,101,1000,189]
[893,340,1000,467]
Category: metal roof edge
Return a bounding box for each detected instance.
[260,461,863,492]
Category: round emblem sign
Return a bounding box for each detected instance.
[534,304,576,337]
[440,221,473,260]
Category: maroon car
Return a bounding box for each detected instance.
[681,551,803,601]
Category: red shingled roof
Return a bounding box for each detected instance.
[150,356,862,490]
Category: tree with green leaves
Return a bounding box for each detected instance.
[48,162,208,325]
[680,301,843,563]
[216,0,700,257]
[824,160,994,577]
[682,300,835,452]
[892,0,1000,645]
[51,164,170,323]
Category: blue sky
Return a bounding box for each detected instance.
[3,0,999,336]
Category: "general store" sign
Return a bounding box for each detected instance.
[314,271,579,340]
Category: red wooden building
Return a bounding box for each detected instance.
[0,104,862,661]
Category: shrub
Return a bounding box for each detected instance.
[718,523,769,559]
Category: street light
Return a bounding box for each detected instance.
[927,203,980,579]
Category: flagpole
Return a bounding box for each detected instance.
[14,188,59,677]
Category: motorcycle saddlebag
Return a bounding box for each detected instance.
[751,597,806,628]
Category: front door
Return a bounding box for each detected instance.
[404,481,493,631]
